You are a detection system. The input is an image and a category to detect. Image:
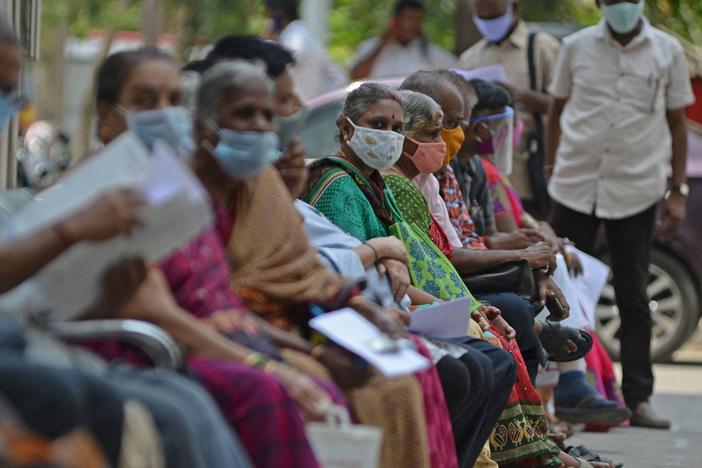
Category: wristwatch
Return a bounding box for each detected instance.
[670,183,690,197]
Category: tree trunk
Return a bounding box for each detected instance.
[141,0,163,47]
[454,0,482,57]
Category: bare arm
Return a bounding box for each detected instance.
[660,108,689,238]
[545,97,568,179]
[407,286,439,305]
[451,241,556,275]
[349,31,394,80]
[667,108,688,188]
[0,189,144,294]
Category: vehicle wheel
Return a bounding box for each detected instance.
[595,248,699,363]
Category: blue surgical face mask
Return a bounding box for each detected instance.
[205,124,280,180]
[472,3,514,43]
[601,1,645,34]
[0,90,22,128]
[119,106,195,157]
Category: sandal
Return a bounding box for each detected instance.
[567,445,622,468]
[538,321,593,362]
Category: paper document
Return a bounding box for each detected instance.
[9,135,213,319]
[569,247,610,329]
[450,64,509,84]
[409,297,472,338]
[310,309,430,377]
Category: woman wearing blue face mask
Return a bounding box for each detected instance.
[95,48,194,156]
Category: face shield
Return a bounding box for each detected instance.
[471,106,514,176]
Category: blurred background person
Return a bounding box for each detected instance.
[349,0,457,80]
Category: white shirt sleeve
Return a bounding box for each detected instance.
[547,39,573,99]
[665,41,696,110]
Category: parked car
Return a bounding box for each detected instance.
[299,80,702,363]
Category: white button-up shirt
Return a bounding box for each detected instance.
[349,37,457,79]
[548,19,695,219]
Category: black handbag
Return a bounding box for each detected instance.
[462,260,536,300]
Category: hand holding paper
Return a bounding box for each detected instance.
[310,309,430,377]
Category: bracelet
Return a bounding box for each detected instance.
[244,352,269,368]
[363,241,379,263]
[52,221,75,248]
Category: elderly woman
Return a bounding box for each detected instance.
[184,60,459,468]
[302,82,522,468]
[92,47,341,467]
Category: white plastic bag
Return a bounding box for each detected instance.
[306,405,383,468]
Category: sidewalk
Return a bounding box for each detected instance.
[568,364,702,467]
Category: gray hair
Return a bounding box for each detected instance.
[399,71,445,104]
[398,90,443,138]
[341,82,401,124]
[195,60,273,119]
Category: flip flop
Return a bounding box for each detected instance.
[567,445,622,468]
[539,321,593,362]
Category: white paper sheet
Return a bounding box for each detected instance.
[309,309,430,377]
[450,64,509,84]
[408,297,472,338]
[569,247,610,329]
[8,135,213,320]
[540,254,591,330]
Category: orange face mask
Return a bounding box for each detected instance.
[440,125,465,166]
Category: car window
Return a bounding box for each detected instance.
[299,100,343,159]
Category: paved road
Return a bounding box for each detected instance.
[568,364,702,467]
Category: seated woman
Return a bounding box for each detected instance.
[92,47,341,468]
[463,78,630,428]
[96,49,454,468]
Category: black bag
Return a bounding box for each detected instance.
[525,31,551,220]
[462,260,536,300]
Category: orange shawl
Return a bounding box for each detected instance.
[218,166,344,323]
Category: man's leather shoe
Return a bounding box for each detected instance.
[629,401,671,429]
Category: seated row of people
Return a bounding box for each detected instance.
[0,23,616,468]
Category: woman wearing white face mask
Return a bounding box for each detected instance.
[303,83,406,242]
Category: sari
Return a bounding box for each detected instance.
[204,165,456,468]
[482,159,526,229]
[378,173,562,467]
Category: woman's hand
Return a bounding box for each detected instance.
[538,276,571,321]
[314,345,371,390]
[473,304,516,340]
[376,258,410,303]
[62,189,145,243]
[267,362,332,422]
[367,237,408,264]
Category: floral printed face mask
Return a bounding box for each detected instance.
[346,117,405,171]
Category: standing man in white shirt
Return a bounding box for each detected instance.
[349,0,457,80]
[546,0,695,429]
[263,0,347,101]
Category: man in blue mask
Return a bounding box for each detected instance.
[459,0,561,219]
[546,0,695,429]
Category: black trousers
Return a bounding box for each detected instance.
[476,292,542,384]
[435,336,516,468]
[550,201,657,408]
